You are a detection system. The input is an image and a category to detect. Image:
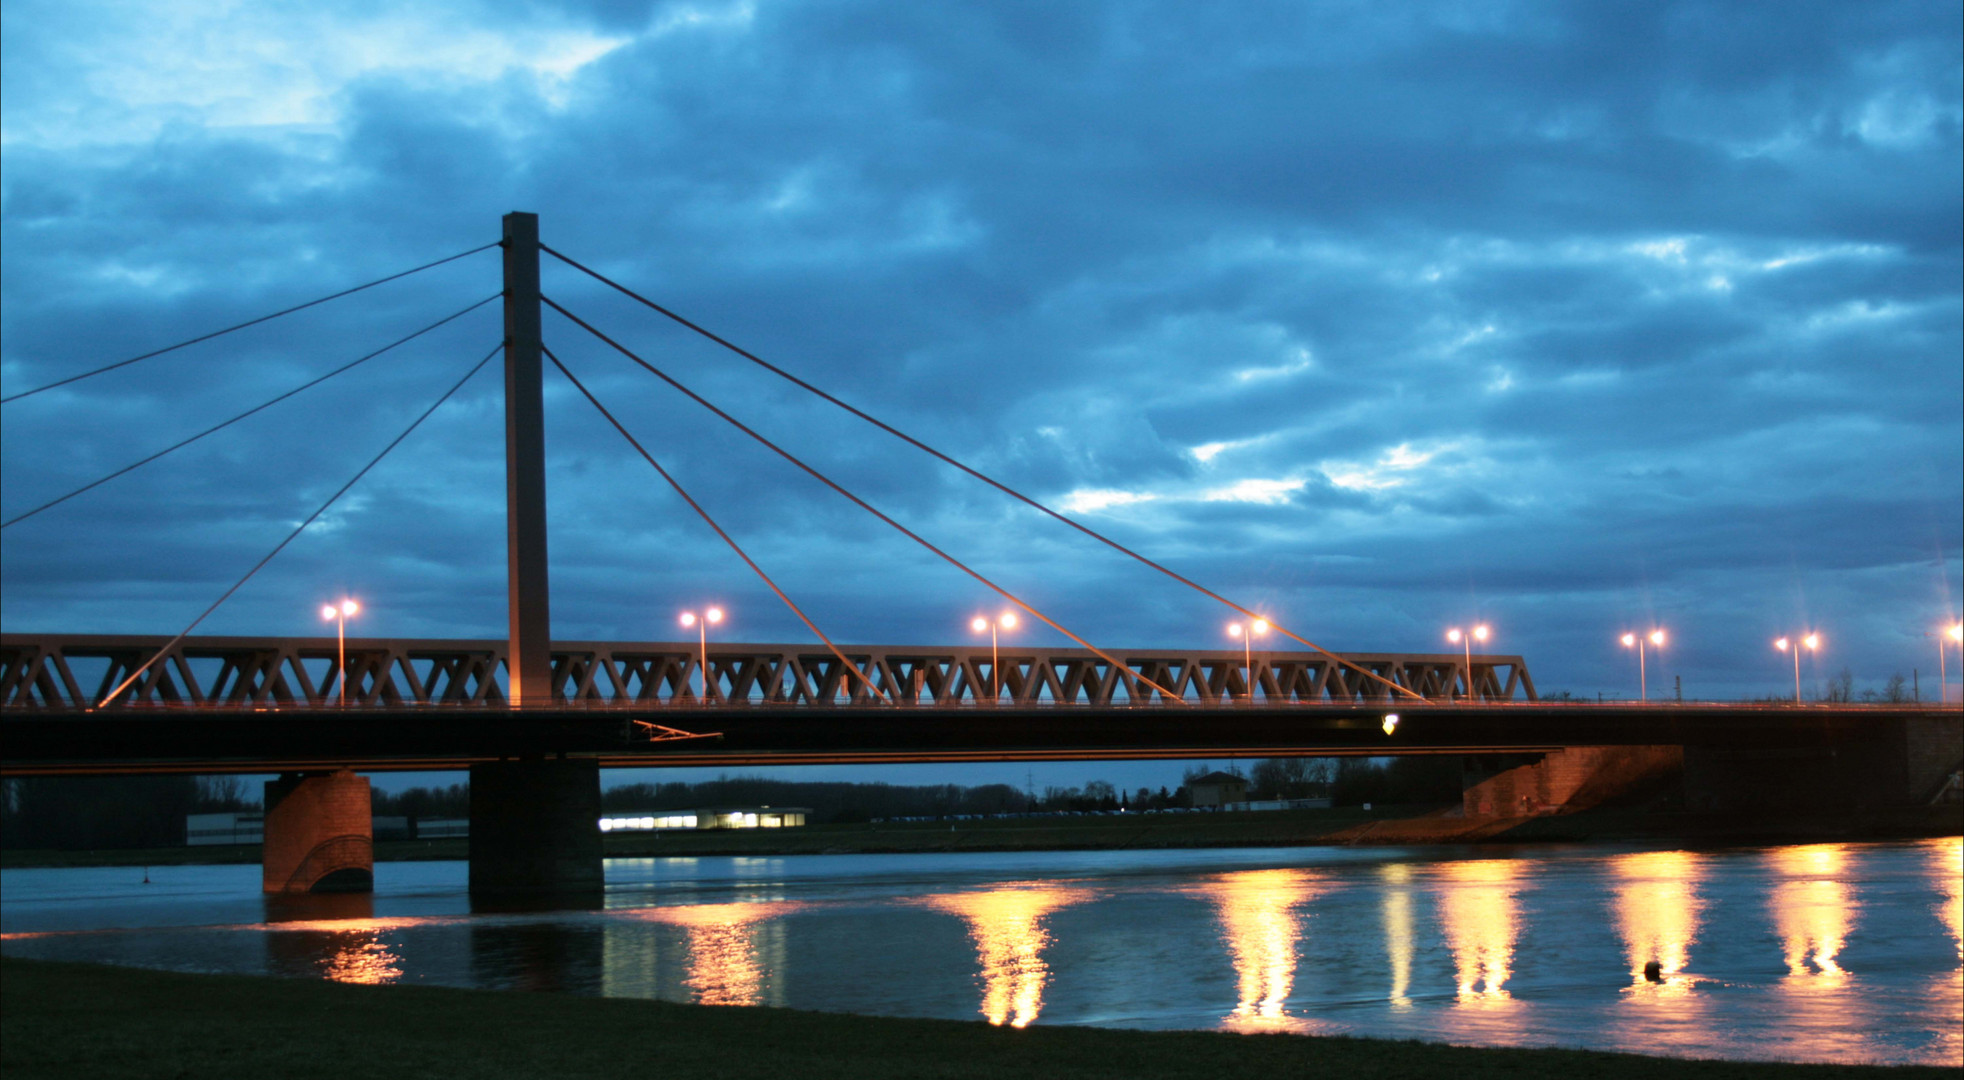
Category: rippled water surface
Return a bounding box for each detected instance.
[4,838,1959,1064]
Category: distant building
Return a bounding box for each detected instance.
[598,807,809,833]
[415,818,469,839]
[186,812,263,846]
[1186,772,1248,808]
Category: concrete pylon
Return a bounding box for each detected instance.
[503,211,551,707]
[263,769,373,894]
[468,758,602,895]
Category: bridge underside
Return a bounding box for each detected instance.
[1,700,1942,776]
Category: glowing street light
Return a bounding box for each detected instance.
[679,606,724,703]
[1382,712,1401,735]
[1226,618,1269,702]
[1619,629,1666,702]
[1446,625,1489,702]
[1773,633,1820,704]
[971,611,1018,703]
[1936,622,1963,704]
[319,599,360,707]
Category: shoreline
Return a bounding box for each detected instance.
[5,803,1958,869]
[2,957,1951,1079]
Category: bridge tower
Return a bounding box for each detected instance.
[467,212,603,897]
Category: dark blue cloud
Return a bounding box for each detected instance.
[2,0,1958,714]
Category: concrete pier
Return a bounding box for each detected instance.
[262,769,373,894]
[468,758,602,895]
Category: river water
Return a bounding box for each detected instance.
[3,838,1958,1065]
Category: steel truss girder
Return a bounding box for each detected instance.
[0,634,1536,710]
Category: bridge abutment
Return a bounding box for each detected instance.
[1461,745,1682,817]
[468,758,602,895]
[263,769,373,894]
[1682,714,1964,812]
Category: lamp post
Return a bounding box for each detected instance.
[1773,633,1820,704]
[971,612,1018,704]
[1619,629,1666,702]
[1446,625,1489,702]
[679,607,724,703]
[1226,618,1269,702]
[319,599,359,707]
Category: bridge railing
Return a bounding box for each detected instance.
[0,634,1535,709]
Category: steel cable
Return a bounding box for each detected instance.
[3,242,498,405]
[3,293,500,530]
[95,342,502,708]
[544,346,890,705]
[543,295,1187,706]
[541,245,1423,702]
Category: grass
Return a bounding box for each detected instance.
[3,957,1948,1080]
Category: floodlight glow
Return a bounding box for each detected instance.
[1802,634,1819,650]
[1949,623,1961,643]
[1251,619,1269,635]
[1000,612,1018,630]
[1649,630,1665,646]
[1447,629,1463,643]
[1474,625,1489,641]
[322,605,338,621]
[972,617,988,633]
[706,607,724,624]
[1621,633,1636,647]
[680,612,697,628]
[1774,637,1789,651]
[1382,713,1400,735]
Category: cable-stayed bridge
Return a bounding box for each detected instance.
[2,213,1954,894]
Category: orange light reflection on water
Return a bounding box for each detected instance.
[1611,849,1703,992]
[1770,844,1856,980]
[924,886,1089,1028]
[1194,868,1323,1033]
[635,902,799,1006]
[1931,836,1962,962]
[1436,859,1519,1006]
[1380,864,1416,1010]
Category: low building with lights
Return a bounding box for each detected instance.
[598,807,810,833]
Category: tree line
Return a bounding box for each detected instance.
[3,755,1471,850]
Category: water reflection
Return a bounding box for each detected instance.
[632,902,798,1006]
[1381,864,1415,1010]
[1611,850,1703,991]
[1770,844,1856,980]
[1195,868,1323,1033]
[1932,837,1962,961]
[1435,859,1519,1004]
[262,893,404,985]
[925,885,1089,1027]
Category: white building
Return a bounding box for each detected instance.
[598,807,809,833]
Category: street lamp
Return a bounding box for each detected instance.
[1773,633,1820,704]
[679,607,724,703]
[1446,625,1489,702]
[319,599,359,707]
[971,612,1018,703]
[1619,629,1666,702]
[1226,618,1269,702]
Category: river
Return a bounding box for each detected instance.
[3,838,1958,1065]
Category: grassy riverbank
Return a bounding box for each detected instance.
[2,958,1946,1080]
[4,802,1958,869]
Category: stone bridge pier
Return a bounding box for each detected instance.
[263,769,373,894]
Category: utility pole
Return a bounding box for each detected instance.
[503,212,551,706]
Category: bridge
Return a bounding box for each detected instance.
[4,212,1957,895]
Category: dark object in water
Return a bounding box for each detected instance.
[1643,961,1663,982]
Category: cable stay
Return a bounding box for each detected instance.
[543,346,889,706]
[542,296,1187,706]
[3,242,498,405]
[3,293,500,530]
[541,246,1423,703]
[95,342,502,708]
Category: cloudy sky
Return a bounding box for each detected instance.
[3,0,1960,792]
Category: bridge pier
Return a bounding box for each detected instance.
[262,769,373,894]
[468,758,602,896]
